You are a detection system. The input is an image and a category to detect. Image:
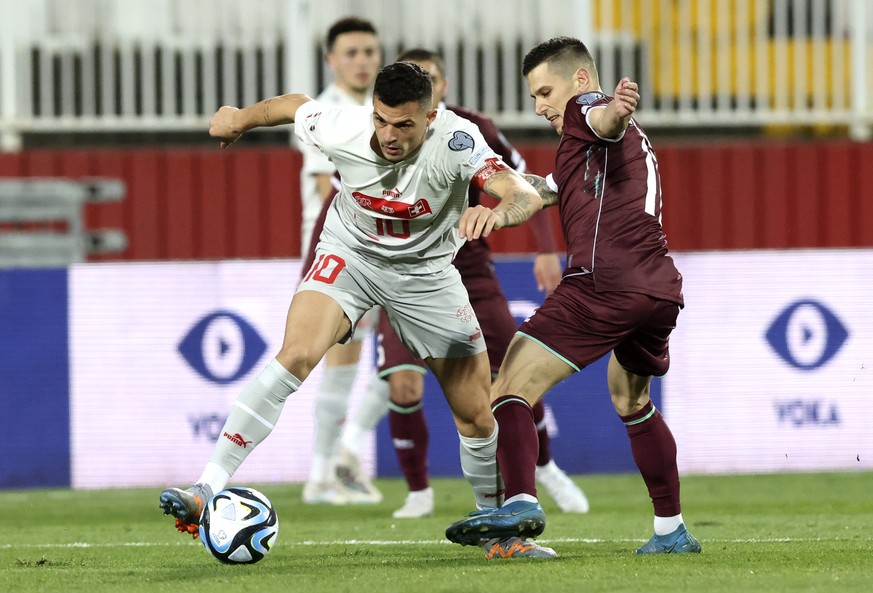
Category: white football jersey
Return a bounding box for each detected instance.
[294,99,501,274]
[297,84,373,254]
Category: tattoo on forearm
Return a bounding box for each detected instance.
[482,170,510,199]
[483,170,544,228]
[499,191,537,227]
[522,174,559,207]
[262,99,273,126]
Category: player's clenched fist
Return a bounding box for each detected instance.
[613,77,639,118]
[209,106,243,149]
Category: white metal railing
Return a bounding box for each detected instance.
[1,0,871,150]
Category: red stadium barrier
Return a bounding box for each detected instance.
[0,140,870,261]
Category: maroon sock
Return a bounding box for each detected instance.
[388,402,429,491]
[492,395,539,500]
[532,400,552,467]
[621,400,681,517]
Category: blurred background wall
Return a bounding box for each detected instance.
[2,0,872,259]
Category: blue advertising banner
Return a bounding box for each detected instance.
[0,269,71,488]
[375,258,660,478]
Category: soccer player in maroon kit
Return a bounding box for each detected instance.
[445,36,702,558]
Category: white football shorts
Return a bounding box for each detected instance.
[297,241,485,360]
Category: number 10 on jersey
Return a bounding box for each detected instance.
[376,218,411,239]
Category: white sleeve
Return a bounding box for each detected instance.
[293,100,328,150]
[295,101,370,175]
[454,121,500,183]
[545,173,559,193]
[294,100,340,176]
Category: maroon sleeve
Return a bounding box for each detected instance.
[564,92,613,144]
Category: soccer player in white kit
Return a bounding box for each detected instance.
[160,62,551,555]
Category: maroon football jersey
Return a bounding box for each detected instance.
[554,92,683,305]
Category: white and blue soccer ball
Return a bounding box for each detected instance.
[199,487,279,564]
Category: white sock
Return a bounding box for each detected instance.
[340,377,389,452]
[196,462,231,494]
[654,513,685,535]
[307,452,332,484]
[458,425,502,510]
[504,493,538,505]
[312,364,358,458]
[207,359,301,481]
[536,459,558,473]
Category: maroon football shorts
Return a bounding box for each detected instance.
[376,264,517,377]
[518,274,679,377]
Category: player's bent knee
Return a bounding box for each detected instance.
[274,346,323,382]
[453,407,495,438]
[388,373,423,405]
[610,390,650,416]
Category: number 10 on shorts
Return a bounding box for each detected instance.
[304,254,346,284]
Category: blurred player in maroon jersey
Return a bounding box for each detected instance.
[445,36,701,559]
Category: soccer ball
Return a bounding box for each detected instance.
[199,487,279,564]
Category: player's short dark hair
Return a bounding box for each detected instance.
[522,36,596,78]
[325,17,378,51]
[397,48,445,77]
[374,62,433,109]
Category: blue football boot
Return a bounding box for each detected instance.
[635,523,702,554]
[159,483,213,538]
[445,500,546,546]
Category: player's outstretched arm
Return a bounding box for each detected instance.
[521,174,558,208]
[459,169,542,240]
[209,93,313,149]
[587,77,639,140]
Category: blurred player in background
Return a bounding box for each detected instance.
[330,48,589,520]
[296,17,387,506]
[298,17,382,254]
[445,36,701,559]
[161,62,554,560]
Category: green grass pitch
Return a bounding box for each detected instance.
[1,472,871,593]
